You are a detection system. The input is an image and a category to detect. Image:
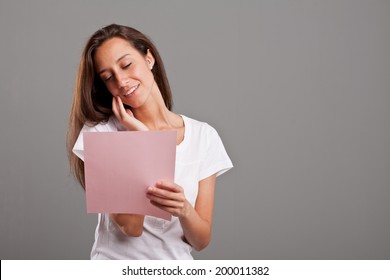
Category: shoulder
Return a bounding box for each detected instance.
[72,116,124,161]
[181,115,223,152]
[182,115,218,138]
[181,115,233,179]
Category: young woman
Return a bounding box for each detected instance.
[67,24,233,259]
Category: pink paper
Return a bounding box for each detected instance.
[83,131,176,221]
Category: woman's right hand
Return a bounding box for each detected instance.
[111,97,148,237]
[112,96,148,131]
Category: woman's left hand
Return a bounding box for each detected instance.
[146,181,190,218]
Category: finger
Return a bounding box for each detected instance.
[125,109,134,117]
[149,199,185,218]
[151,200,179,211]
[148,194,185,208]
[155,181,183,193]
[116,96,128,119]
[147,186,185,202]
[112,97,120,119]
[150,200,178,215]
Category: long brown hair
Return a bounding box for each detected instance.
[67,24,173,188]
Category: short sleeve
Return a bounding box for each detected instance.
[198,125,233,181]
[72,117,123,161]
[72,125,99,162]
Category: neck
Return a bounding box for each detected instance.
[134,104,173,130]
[132,83,174,130]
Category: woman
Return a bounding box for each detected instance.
[67,24,233,259]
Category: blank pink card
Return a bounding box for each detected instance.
[83,131,176,221]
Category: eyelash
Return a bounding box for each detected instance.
[103,63,132,81]
[123,63,131,69]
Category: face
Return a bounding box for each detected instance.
[93,37,155,108]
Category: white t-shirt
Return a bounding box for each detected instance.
[73,115,233,259]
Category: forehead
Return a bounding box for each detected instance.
[93,37,139,68]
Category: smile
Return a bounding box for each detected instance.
[124,84,139,97]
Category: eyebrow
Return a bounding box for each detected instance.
[97,54,131,75]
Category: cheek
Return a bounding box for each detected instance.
[142,70,155,88]
[105,83,119,96]
[133,65,154,85]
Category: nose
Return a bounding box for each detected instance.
[117,73,129,88]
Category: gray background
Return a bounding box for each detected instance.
[0,0,389,259]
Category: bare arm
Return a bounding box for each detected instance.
[147,174,216,251]
[109,214,145,237]
[179,175,216,250]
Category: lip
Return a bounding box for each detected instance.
[123,84,139,97]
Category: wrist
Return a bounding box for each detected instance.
[179,200,192,220]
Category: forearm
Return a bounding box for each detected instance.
[109,214,145,237]
[146,177,216,250]
[179,202,212,251]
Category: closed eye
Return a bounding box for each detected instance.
[123,63,132,69]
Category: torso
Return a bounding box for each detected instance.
[74,114,233,259]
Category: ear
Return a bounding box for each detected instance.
[146,49,155,70]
